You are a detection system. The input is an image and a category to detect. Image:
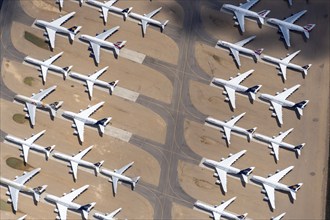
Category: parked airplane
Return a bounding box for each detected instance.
[253,128,305,161]
[287,0,293,6]
[129,7,169,36]
[211,69,262,109]
[217,36,263,67]
[17,214,28,220]
[56,0,84,10]
[262,50,312,81]
[35,12,82,49]
[86,0,133,24]
[45,185,96,220]
[0,168,47,212]
[272,213,286,220]
[62,101,112,143]
[14,85,63,127]
[251,166,303,210]
[94,208,122,220]
[53,145,104,181]
[205,112,257,145]
[24,52,72,84]
[194,197,248,220]
[203,150,254,193]
[101,161,140,195]
[80,26,126,63]
[259,84,309,125]
[221,0,270,32]
[5,130,55,164]
[69,66,119,99]
[267,10,315,47]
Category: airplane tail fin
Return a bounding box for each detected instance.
[62,65,73,79]
[80,202,96,220]
[302,64,312,76]
[44,145,56,160]
[246,127,257,142]
[294,143,305,157]
[97,117,112,134]
[246,85,262,100]
[161,20,169,32]
[122,7,133,20]
[303,24,316,38]
[33,185,48,202]
[257,10,271,24]
[68,26,82,40]
[48,101,64,117]
[288,183,303,200]
[94,160,105,174]
[294,100,309,116]
[113,41,126,56]
[108,80,119,95]
[239,167,255,183]
[254,48,264,58]
[132,176,141,189]
[237,213,248,220]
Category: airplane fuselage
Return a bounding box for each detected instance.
[15,95,49,109]
[0,177,34,194]
[212,78,248,93]
[53,152,96,169]
[101,168,134,183]
[24,57,65,74]
[259,93,295,108]
[70,72,111,89]
[203,159,240,175]
[62,111,98,125]
[222,4,260,21]
[206,117,250,137]
[195,201,240,220]
[253,133,296,151]
[80,35,115,50]
[262,55,305,73]
[87,0,122,13]
[268,18,305,34]
[219,41,256,57]
[5,135,48,155]
[46,194,82,210]
[252,175,290,192]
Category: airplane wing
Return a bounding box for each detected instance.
[282,50,300,63]
[278,25,291,47]
[215,167,228,192]
[275,84,300,100]
[263,184,276,209]
[50,11,76,26]
[223,127,232,144]
[112,177,119,195]
[219,150,246,167]
[229,48,241,66]
[45,27,56,49]
[61,185,89,202]
[224,86,236,109]
[279,63,288,80]
[212,212,221,220]
[31,85,57,101]
[235,35,256,47]
[107,208,122,219]
[73,119,85,143]
[240,0,259,10]
[22,144,30,163]
[44,52,63,65]
[229,69,254,85]
[25,103,37,126]
[86,81,95,98]
[274,128,294,142]
[233,11,246,32]
[270,101,283,125]
[73,146,93,161]
[90,42,101,64]
[267,166,294,183]
[40,66,48,83]
[226,112,246,127]
[145,7,162,18]
[89,67,108,81]
[104,0,117,6]
[215,197,236,213]
[25,130,46,145]
[101,6,109,23]
[56,203,68,220]
[8,186,20,212]
[115,162,134,175]
[77,101,105,118]
[284,10,307,23]
[70,161,79,181]
[96,26,120,40]
[270,142,280,161]
[141,20,148,36]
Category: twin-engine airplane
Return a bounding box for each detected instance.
[35,11,82,49]
[0,168,47,212]
[14,85,63,127]
[94,208,122,220]
[221,0,270,32]
[211,69,262,109]
[56,0,84,9]
[24,52,72,84]
[69,66,119,99]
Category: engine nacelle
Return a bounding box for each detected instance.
[234,22,239,26]
[62,193,67,196]
[99,14,104,18]
[55,216,60,220]
[263,196,269,201]
[15,176,19,179]
[278,71,283,75]
[7,198,12,203]
[215,180,221,184]
[228,153,233,157]
[221,157,225,161]
[25,114,30,118]
[213,173,218,177]
[224,97,229,102]
[71,188,75,192]
[54,208,59,213]
[73,130,78,135]
[6,191,10,196]
[268,173,272,177]
[269,106,274,110]
[23,107,28,112]
[275,92,280,95]
[43,32,48,36]
[222,135,227,139]
[275,169,280,173]
[271,113,277,117]
[261,189,266,194]
[39,89,43,92]
[283,88,287,91]
[84,89,89,92]
[222,91,227,95]
[23,171,27,175]
[270,151,275,155]
[71,124,76,128]
[79,109,83,112]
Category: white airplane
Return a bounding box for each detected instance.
[203,150,254,193]
[251,166,303,210]
[5,130,55,164]
[262,50,312,81]
[86,0,133,24]
[80,26,126,63]
[287,0,293,6]
[259,84,309,125]
[272,213,286,220]
[194,197,248,220]
[217,36,263,67]
[221,0,270,32]
[94,208,122,220]
[56,0,84,10]
[101,161,140,195]
[267,10,316,47]
[17,214,28,220]
[35,11,82,49]
[253,128,305,161]
[205,112,257,145]
[62,101,112,143]
[0,168,47,212]
[45,185,96,220]
[69,66,119,99]
[53,145,104,181]
[24,52,73,84]
[14,85,63,127]
[211,69,262,109]
[129,7,169,36]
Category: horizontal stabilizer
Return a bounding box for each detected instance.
[239,167,255,183]
[237,213,248,220]
[302,64,312,76]
[246,127,257,141]
[289,183,303,200]
[122,7,133,20]
[254,48,264,56]
[109,80,119,95]
[132,176,141,188]
[33,185,48,202]
[45,145,56,159]
[94,160,105,173]
[294,144,305,157]
[62,65,73,78]
[97,117,112,133]
[246,85,262,100]
[257,10,271,24]
[81,202,96,219]
[294,100,309,116]
[161,20,169,32]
